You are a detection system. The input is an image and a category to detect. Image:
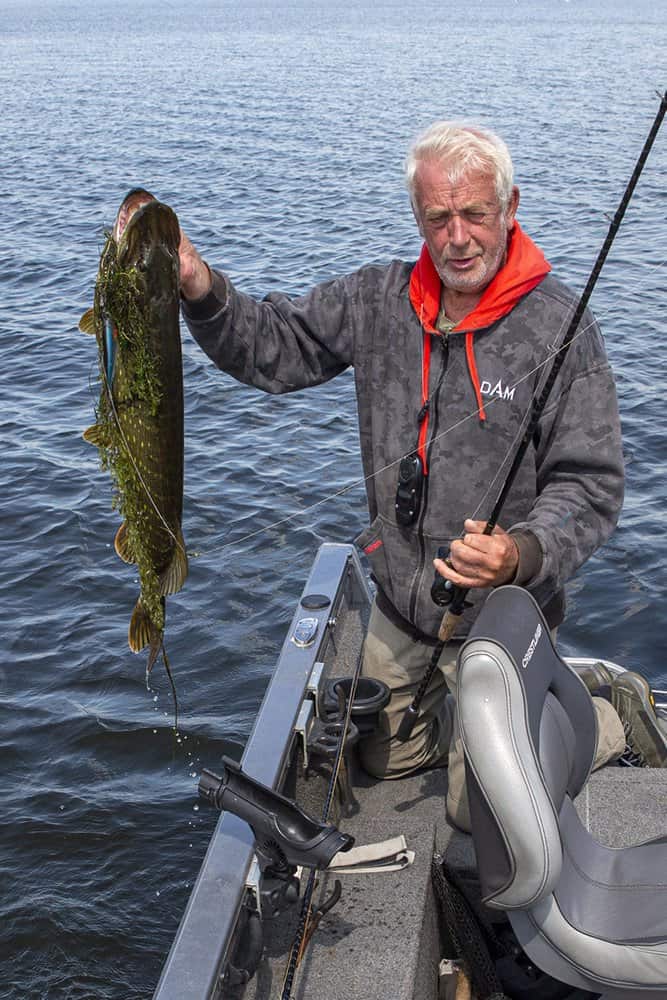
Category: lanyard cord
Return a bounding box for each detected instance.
[416,330,432,474]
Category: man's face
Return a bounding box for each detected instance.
[412,159,519,297]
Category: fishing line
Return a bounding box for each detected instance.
[120,251,665,665]
[200,258,664,560]
[180,306,621,646]
[91,180,666,569]
[202,90,667,560]
[90,107,666,669]
[179,245,667,746]
[157,638,179,733]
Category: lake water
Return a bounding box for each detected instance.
[1,1,665,996]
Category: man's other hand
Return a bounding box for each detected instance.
[179,230,213,302]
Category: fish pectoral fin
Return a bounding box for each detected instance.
[83,423,107,447]
[129,599,154,653]
[114,522,137,564]
[160,528,189,596]
[79,307,96,334]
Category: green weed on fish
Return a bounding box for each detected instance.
[80,192,187,715]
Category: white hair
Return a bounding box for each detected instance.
[405,122,515,208]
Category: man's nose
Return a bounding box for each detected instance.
[447,215,470,245]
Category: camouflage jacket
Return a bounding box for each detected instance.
[182,253,624,639]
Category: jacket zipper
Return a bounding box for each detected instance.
[408,332,450,624]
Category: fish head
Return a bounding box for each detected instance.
[113,190,181,267]
[113,188,157,242]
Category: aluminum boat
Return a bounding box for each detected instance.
[154,544,667,1000]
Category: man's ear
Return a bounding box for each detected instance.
[506,185,520,230]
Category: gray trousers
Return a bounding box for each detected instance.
[358,599,626,832]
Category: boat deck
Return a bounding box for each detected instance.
[155,544,667,1000]
[241,762,667,1000]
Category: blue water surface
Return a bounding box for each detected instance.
[1,1,665,996]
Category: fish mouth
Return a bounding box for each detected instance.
[113,188,157,242]
[113,189,181,264]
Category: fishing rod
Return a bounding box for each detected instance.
[397,89,667,743]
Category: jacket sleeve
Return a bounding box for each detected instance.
[510,315,624,600]
[180,268,360,393]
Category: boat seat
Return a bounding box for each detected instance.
[456,585,667,999]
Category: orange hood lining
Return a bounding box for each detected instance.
[409,223,551,433]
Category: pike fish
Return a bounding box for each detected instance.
[80,189,188,675]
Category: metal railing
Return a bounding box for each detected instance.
[153,543,372,1000]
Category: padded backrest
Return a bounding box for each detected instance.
[457,586,597,910]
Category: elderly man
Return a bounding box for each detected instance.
[179,122,666,831]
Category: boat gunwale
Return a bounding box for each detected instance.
[153,543,373,1000]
